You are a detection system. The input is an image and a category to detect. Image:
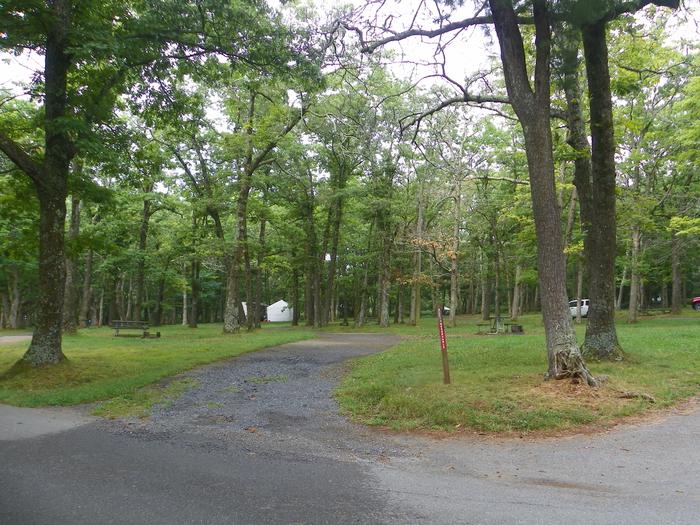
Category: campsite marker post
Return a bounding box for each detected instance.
[436,305,451,385]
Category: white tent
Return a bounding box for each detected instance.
[267,300,293,322]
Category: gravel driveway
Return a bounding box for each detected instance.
[107,332,405,462]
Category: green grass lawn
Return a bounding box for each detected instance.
[335,311,700,434]
[0,324,314,407]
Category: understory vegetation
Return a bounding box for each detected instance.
[336,314,700,433]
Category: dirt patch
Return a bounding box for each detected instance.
[528,380,634,411]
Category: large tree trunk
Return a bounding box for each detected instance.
[24,186,68,365]
[223,169,251,333]
[670,232,682,315]
[4,0,73,367]
[63,195,80,333]
[489,0,595,385]
[578,21,623,360]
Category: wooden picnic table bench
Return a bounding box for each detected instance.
[110,320,158,338]
[476,317,524,335]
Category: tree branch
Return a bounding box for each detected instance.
[0,130,44,186]
[345,14,534,54]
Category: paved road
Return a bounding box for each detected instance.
[1,333,699,524]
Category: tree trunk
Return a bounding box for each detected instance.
[134,193,152,322]
[79,249,93,328]
[125,276,133,321]
[489,0,594,384]
[6,1,73,367]
[8,266,21,329]
[449,181,461,327]
[223,168,251,333]
[254,217,267,329]
[409,184,424,326]
[189,260,200,328]
[576,21,623,360]
[63,195,80,333]
[616,262,627,311]
[575,261,584,324]
[182,284,188,326]
[670,232,682,315]
[511,264,521,320]
[481,271,490,321]
[1,292,9,329]
[291,267,300,326]
[153,276,166,327]
[628,227,641,323]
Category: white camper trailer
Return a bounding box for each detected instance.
[266,300,293,322]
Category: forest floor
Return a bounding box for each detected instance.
[1,331,699,524]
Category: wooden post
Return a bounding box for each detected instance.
[436,305,451,385]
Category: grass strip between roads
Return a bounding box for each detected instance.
[335,313,700,434]
[0,324,314,408]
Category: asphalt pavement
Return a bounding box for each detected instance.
[1,332,699,524]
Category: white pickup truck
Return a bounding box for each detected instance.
[569,299,589,317]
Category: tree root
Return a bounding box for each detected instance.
[550,346,598,387]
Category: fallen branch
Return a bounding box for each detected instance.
[618,391,656,403]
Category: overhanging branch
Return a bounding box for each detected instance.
[0,130,44,186]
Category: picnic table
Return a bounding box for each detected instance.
[110,320,159,338]
[476,316,524,335]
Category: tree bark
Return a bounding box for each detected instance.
[291,266,300,326]
[321,179,344,327]
[134,190,153,322]
[254,217,267,329]
[63,195,80,333]
[578,20,623,359]
[8,266,21,329]
[449,181,461,327]
[79,249,93,328]
[489,0,595,384]
[409,184,424,326]
[628,227,641,323]
[511,264,521,320]
[616,262,627,310]
[2,0,74,366]
[189,260,200,328]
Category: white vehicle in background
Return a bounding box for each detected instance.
[569,299,589,318]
